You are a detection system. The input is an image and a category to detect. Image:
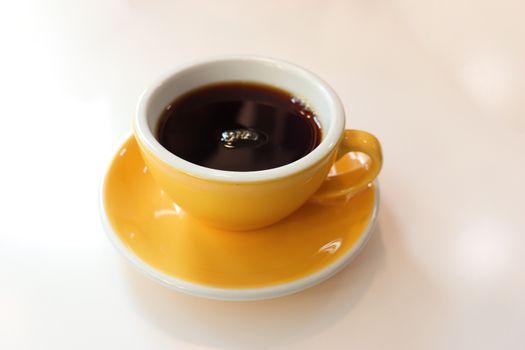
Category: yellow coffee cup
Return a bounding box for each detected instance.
[134,56,382,230]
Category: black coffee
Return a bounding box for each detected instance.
[157,82,322,171]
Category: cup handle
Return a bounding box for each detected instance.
[309,129,383,202]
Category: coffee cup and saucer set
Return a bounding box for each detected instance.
[100,56,383,301]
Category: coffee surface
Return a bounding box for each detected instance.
[157,82,321,171]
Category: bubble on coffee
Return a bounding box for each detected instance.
[220,129,268,149]
[291,97,320,126]
[290,96,306,106]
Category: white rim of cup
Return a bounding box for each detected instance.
[134,55,346,183]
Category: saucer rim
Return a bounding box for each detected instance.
[99,135,380,301]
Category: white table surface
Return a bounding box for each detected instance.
[1,1,524,349]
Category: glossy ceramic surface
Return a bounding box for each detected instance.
[134,56,382,230]
[102,136,378,299]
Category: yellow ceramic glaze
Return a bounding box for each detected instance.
[136,135,337,231]
[311,130,383,201]
[136,129,381,231]
[103,136,377,288]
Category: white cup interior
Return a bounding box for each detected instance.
[136,56,345,182]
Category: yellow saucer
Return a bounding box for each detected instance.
[101,136,378,300]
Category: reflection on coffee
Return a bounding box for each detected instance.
[157,82,322,171]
